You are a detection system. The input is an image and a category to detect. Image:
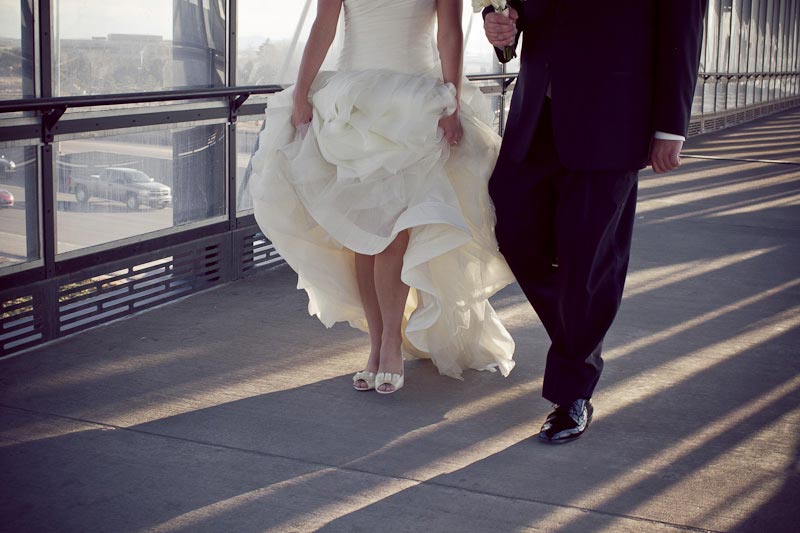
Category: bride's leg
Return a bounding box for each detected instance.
[374,231,410,392]
[355,253,382,389]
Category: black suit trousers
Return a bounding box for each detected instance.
[489,99,638,405]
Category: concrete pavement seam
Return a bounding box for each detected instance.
[1,403,723,533]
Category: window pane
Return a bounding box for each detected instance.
[55,0,226,96]
[237,0,334,86]
[235,2,514,87]
[0,0,35,99]
[236,116,263,213]
[55,123,226,254]
[0,146,38,269]
[464,9,511,75]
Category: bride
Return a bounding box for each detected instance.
[249,0,515,394]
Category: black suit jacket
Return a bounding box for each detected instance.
[492,0,706,171]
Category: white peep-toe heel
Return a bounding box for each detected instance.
[375,371,404,395]
[353,371,377,391]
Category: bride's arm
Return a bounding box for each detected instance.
[436,0,463,102]
[436,0,464,145]
[292,0,342,128]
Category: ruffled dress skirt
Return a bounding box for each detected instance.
[250,68,515,378]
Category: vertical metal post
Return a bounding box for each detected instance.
[499,61,507,137]
[785,0,800,97]
[791,0,795,72]
[21,0,39,260]
[40,145,56,278]
[228,0,236,89]
[763,0,772,101]
[228,0,238,230]
[227,0,240,282]
[745,1,752,105]
[739,0,751,107]
[714,0,723,112]
[794,0,800,96]
[779,0,786,99]
[700,6,710,122]
[791,1,798,96]
[778,0,789,99]
[758,0,768,102]
[727,0,740,111]
[39,0,56,281]
[769,0,778,99]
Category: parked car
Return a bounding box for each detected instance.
[0,156,15,177]
[69,167,172,210]
[0,189,14,207]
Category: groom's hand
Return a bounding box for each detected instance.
[484,8,519,47]
[649,138,683,174]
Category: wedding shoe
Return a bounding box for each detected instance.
[353,370,376,391]
[538,399,593,444]
[375,371,404,395]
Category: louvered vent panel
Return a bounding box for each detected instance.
[1,290,44,356]
[57,243,224,336]
[241,231,284,276]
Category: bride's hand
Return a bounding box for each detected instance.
[291,97,313,129]
[439,109,463,146]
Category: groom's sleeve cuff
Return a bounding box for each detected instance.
[654,131,686,142]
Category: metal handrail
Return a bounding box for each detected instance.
[0,85,284,114]
[0,75,518,115]
[467,72,518,83]
[699,71,799,78]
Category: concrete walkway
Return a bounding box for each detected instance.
[1,109,798,533]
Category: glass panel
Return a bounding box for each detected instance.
[767,0,778,73]
[235,2,515,87]
[0,146,38,269]
[55,0,226,96]
[691,80,704,115]
[236,116,264,213]
[776,0,788,75]
[237,0,336,86]
[747,0,761,74]
[728,0,742,79]
[464,8,514,75]
[717,0,732,73]
[756,0,769,72]
[717,0,733,110]
[0,0,35,99]
[705,0,721,73]
[702,78,716,113]
[55,123,226,254]
[738,0,753,74]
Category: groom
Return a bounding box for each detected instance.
[484,1,706,443]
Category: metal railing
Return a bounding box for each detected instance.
[690,72,800,135]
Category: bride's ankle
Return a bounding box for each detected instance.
[364,349,380,372]
[378,349,404,375]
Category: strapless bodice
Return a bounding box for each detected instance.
[338,0,438,75]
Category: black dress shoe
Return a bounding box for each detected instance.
[538,399,593,444]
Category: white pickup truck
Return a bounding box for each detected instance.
[70,167,172,210]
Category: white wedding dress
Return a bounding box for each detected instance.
[250,0,515,378]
